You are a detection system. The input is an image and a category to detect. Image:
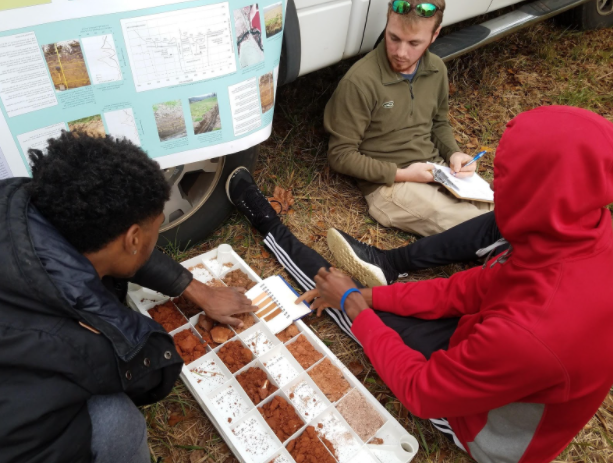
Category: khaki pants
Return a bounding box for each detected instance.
[365,181,493,237]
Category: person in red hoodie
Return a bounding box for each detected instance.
[298,105,613,462]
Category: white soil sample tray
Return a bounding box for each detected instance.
[127,246,419,463]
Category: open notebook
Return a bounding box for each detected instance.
[246,276,311,334]
[428,163,494,203]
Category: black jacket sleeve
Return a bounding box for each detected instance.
[131,249,193,297]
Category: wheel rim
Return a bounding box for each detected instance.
[597,0,613,16]
[159,157,226,233]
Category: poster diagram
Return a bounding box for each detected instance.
[42,40,91,91]
[259,71,274,113]
[264,2,283,38]
[153,99,187,141]
[228,77,261,136]
[81,34,123,85]
[104,108,141,146]
[120,3,236,92]
[16,122,66,161]
[234,4,264,68]
[189,93,221,134]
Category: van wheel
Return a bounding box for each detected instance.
[561,0,613,30]
[157,146,258,248]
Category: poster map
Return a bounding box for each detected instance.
[0,0,285,178]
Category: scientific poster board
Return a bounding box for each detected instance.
[0,0,286,179]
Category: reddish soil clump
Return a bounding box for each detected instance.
[236,367,278,405]
[211,326,233,344]
[223,269,257,290]
[276,324,300,343]
[307,358,351,402]
[173,295,202,318]
[287,335,323,369]
[218,340,253,373]
[336,389,385,441]
[286,426,336,463]
[233,312,257,334]
[148,301,186,332]
[259,396,303,442]
[173,330,207,364]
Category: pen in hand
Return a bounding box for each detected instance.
[462,150,487,169]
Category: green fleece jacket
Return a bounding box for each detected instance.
[324,40,460,195]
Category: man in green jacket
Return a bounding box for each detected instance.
[324,0,492,236]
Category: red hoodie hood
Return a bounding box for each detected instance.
[494,106,613,267]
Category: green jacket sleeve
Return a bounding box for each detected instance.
[324,80,397,185]
[431,70,460,163]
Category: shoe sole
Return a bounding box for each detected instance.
[225,166,250,205]
[327,229,388,287]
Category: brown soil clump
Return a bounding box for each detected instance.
[307,358,351,402]
[211,326,233,344]
[223,269,257,290]
[370,437,384,445]
[336,389,385,442]
[233,312,257,334]
[259,396,303,442]
[276,324,300,343]
[236,367,278,405]
[173,330,207,364]
[148,301,186,332]
[218,340,253,373]
[173,295,202,318]
[286,426,336,463]
[287,335,322,369]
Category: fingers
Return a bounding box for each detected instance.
[454,171,475,179]
[221,316,244,329]
[296,288,319,305]
[234,287,247,294]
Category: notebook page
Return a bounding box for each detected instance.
[428,163,494,202]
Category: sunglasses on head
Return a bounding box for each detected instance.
[390,1,438,18]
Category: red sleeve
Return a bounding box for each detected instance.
[351,311,567,419]
[372,264,492,319]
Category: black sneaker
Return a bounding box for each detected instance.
[327,228,398,287]
[226,167,280,230]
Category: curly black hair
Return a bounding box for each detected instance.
[28,132,170,254]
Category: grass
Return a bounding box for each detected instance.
[189,96,218,123]
[147,21,613,463]
[153,100,182,112]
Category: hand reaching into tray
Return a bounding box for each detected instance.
[182,279,258,328]
[296,268,372,321]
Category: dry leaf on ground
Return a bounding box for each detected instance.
[267,186,294,214]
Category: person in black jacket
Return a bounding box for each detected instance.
[0,133,256,463]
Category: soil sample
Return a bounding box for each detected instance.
[206,279,226,288]
[286,426,336,463]
[173,295,202,318]
[276,324,299,343]
[233,312,257,334]
[218,340,253,373]
[223,269,257,290]
[236,367,278,405]
[286,335,323,369]
[259,396,303,442]
[148,300,186,332]
[336,389,385,442]
[211,326,233,344]
[307,358,351,402]
[173,330,207,364]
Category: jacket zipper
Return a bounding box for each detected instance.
[409,82,414,115]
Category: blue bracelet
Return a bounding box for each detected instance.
[340,288,362,314]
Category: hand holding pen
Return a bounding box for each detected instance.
[449,150,487,178]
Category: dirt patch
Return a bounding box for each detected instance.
[218,340,253,373]
[287,335,322,369]
[173,295,202,318]
[236,367,278,405]
[336,389,385,442]
[223,269,257,290]
[286,426,336,463]
[195,315,232,348]
[173,330,207,364]
[276,324,299,343]
[259,396,303,442]
[149,301,186,332]
[233,313,257,334]
[307,358,350,402]
[211,326,234,344]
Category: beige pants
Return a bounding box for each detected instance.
[365,181,493,237]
